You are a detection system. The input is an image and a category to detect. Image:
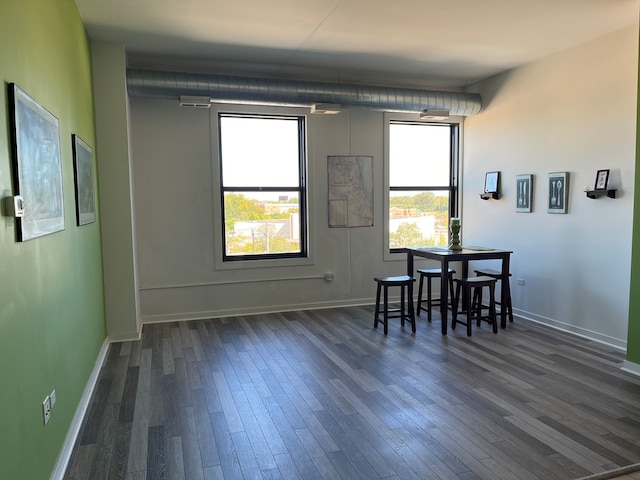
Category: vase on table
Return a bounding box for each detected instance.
[449,223,462,250]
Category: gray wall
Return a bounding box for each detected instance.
[92,42,141,341]
[98,25,637,348]
[463,26,638,348]
[130,103,426,322]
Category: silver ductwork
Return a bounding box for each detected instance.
[126,69,482,116]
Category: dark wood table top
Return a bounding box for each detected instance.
[404,246,513,259]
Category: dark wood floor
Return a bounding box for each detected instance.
[63,306,640,480]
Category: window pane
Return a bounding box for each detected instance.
[389,123,450,187]
[220,116,300,187]
[389,191,450,248]
[224,192,301,256]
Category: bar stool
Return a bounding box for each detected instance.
[452,276,498,336]
[373,275,416,335]
[416,268,456,323]
[474,268,513,323]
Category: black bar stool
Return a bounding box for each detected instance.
[474,268,513,323]
[373,275,416,335]
[416,268,456,322]
[452,276,498,336]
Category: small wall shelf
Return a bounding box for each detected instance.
[585,189,616,199]
[480,192,500,200]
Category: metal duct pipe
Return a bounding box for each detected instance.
[126,69,482,116]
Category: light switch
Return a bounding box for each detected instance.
[3,195,25,217]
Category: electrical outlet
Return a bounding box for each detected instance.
[517,278,525,286]
[50,389,56,408]
[42,396,51,425]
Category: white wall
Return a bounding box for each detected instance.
[463,26,638,348]
[92,41,141,341]
[129,103,425,322]
[127,26,637,349]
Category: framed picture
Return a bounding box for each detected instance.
[516,174,533,212]
[595,169,610,191]
[548,172,569,214]
[328,155,373,227]
[9,83,65,241]
[484,171,500,193]
[72,134,96,226]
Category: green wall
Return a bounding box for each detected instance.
[0,1,107,478]
[627,33,640,363]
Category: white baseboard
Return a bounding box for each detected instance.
[622,360,640,377]
[107,329,142,343]
[50,339,110,480]
[139,298,373,324]
[512,307,627,352]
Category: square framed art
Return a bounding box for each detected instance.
[9,83,65,241]
[484,171,500,193]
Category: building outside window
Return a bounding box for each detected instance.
[219,113,307,260]
[388,121,458,251]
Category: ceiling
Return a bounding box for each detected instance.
[75,0,638,89]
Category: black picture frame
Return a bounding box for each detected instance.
[9,83,65,241]
[516,174,533,212]
[484,171,500,193]
[72,134,96,226]
[595,169,610,191]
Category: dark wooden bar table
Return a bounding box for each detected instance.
[404,246,513,334]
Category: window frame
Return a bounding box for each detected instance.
[212,105,313,269]
[383,113,460,260]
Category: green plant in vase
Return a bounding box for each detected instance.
[449,218,462,250]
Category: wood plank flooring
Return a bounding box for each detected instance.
[63,306,640,480]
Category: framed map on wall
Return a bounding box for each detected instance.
[328,155,374,227]
[9,83,65,241]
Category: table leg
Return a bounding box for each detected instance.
[500,253,511,329]
[406,249,414,277]
[408,281,416,332]
[459,260,470,318]
[440,259,449,335]
[406,251,416,324]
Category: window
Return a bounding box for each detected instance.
[388,121,458,252]
[219,113,307,260]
